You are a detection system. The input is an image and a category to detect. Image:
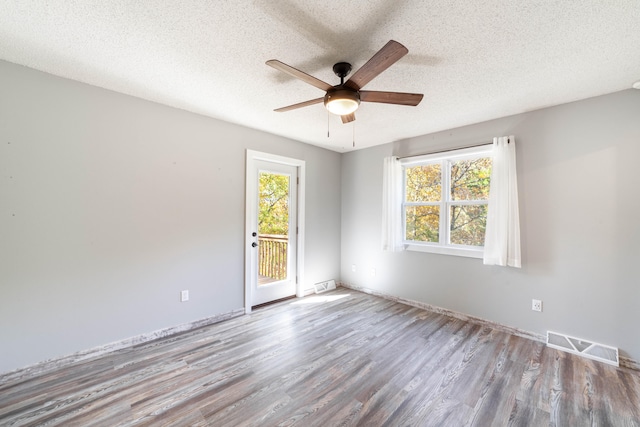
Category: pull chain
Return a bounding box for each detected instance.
[352,121,356,148]
[327,111,330,138]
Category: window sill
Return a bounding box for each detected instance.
[405,243,484,259]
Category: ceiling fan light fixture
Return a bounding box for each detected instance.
[324,88,360,115]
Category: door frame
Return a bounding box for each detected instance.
[245,150,305,314]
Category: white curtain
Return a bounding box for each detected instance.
[382,156,405,252]
[483,136,521,267]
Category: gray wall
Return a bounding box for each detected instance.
[0,60,342,374]
[341,90,640,362]
[3,57,639,374]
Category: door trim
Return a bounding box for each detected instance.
[245,150,305,314]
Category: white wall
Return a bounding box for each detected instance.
[0,60,342,374]
[341,90,640,363]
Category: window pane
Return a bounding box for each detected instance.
[450,158,492,201]
[405,164,441,202]
[405,206,439,242]
[449,204,488,246]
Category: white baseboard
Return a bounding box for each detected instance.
[620,356,640,371]
[338,282,639,372]
[0,308,245,382]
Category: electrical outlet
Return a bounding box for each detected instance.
[352,264,356,272]
[532,299,542,312]
[181,290,189,302]
[371,268,376,277]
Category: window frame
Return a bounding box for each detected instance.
[400,145,493,258]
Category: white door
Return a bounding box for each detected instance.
[245,151,305,310]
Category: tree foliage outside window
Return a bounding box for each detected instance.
[258,172,289,236]
[405,164,441,242]
[449,158,491,246]
[404,156,492,247]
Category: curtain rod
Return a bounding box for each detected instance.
[397,141,493,159]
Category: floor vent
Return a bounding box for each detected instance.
[547,331,619,367]
[314,280,336,294]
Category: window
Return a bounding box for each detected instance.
[401,145,492,258]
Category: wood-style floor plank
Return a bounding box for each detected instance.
[1,288,639,426]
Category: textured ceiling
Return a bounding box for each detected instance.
[1,1,639,152]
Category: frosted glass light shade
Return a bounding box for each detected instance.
[324,89,360,115]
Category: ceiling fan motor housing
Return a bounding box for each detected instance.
[324,87,360,115]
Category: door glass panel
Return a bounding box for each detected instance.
[258,171,289,285]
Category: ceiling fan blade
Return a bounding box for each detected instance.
[341,113,356,124]
[344,40,409,90]
[274,97,324,112]
[360,91,423,106]
[266,60,333,91]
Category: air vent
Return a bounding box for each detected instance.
[314,279,336,294]
[547,331,618,367]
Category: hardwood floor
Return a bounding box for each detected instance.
[1,288,639,426]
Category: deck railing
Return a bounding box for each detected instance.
[258,234,288,281]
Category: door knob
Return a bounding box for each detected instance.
[252,242,258,247]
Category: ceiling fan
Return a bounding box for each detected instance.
[266,40,423,124]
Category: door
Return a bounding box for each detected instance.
[246,151,305,311]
